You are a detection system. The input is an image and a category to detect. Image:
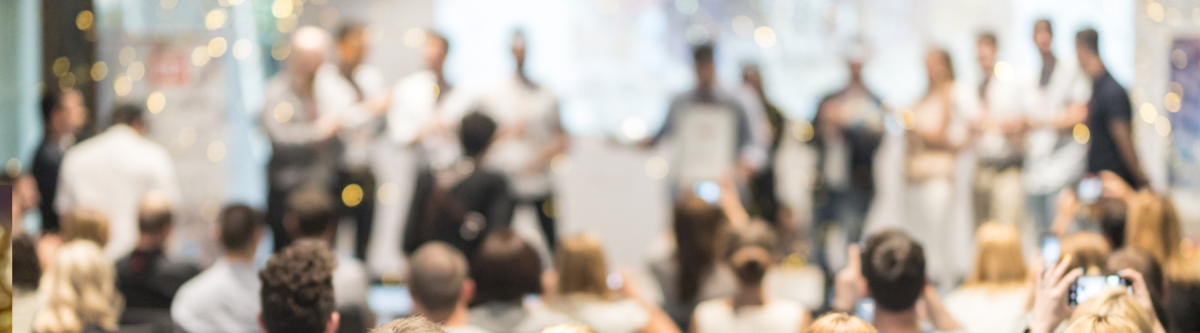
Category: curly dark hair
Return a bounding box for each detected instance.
[260,241,337,333]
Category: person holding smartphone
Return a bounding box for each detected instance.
[1028,256,1165,333]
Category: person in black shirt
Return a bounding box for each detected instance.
[1076,28,1147,188]
[115,192,200,330]
[32,89,87,233]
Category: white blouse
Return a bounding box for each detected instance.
[693,298,805,333]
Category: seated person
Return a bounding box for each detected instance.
[115,193,200,328]
[468,228,543,332]
[172,204,265,333]
[285,187,372,332]
[259,241,340,333]
[1062,231,1111,274]
[945,223,1031,333]
[649,196,736,331]
[833,230,962,333]
[408,242,492,333]
[692,221,810,333]
[404,112,514,258]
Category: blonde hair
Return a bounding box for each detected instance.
[541,324,599,333]
[1065,315,1144,333]
[1063,232,1111,274]
[806,313,878,333]
[1069,288,1153,333]
[555,234,610,298]
[1125,191,1199,281]
[35,240,122,333]
[62,208,110,247]
[965,222,1027,287]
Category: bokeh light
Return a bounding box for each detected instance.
[208,37,228,57]
[147,92,166,114]
[271,42,291,61]
[675,0,698,15]
[754,27,777,48]
[90,61,108,81]
[1073,124,1091,144]
[127,61,145,81]
[1139,103,1158,123]
[342,184,364,207]
[192,46,211,66]
[76,10,93,30]
[622,117,647,141]
[114,75,132,96]
[232,39,254,59]
[403,28,427,48]
[52,57,70,76]
[272,0,293,18]
[792,121,814,142]
[207,141,227,162]
[1148,2,1165,22]
[1156,116,1171,136]
[274,102,294,123]
[377,183,399,205]
[206,9,227,30]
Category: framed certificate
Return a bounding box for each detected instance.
[676,103,736,184]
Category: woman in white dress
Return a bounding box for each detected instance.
[691,221,810,333]
[945,222,1032,333]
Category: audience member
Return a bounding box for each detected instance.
[261,26,342,252]
[805,313,877,333]
[468,228,543,333]
[35,240,123,333]
[286,186,373,332]
[13,234,41,333]
[34,89,87,234]
[1075,28,1146,188]
[56,103,181,260]
[372,316,449,333]
[115,193,200,331]
[945,223,1030,333]
[408,242,491,333]
[692,221,810,333]
[1105,249,1166,329]
[833,230,963,333]
[404,112,514,258]
[171,204,266,333]
[1068,288,1156,333]
[650,196,735,330]
[1124,192,1200,333]
[1062,231,1111,274]
[60,208,110,247]
[259,241,340,333]
[1028,252,1164,333]
[521,234,678,333]
[1063,315,1142,333]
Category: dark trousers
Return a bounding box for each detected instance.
[525,196,557,253]
[267,184,292,253]
[811,187,873,278]
[339,170,376,260]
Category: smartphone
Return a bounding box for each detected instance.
[1042,236,1061,269]
[1068,275,1131,306]
[1078,175,1102,204]
[692,181,721,204]
[606,272,624,291]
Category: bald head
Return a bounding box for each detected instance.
[290,26,331,81]
[408,242,470,321]
[138,191,172,236]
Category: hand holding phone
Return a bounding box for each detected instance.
[1068,275,1130,306]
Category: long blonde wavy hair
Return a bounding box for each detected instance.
[1125,191,1199,282]
[964,222,1028,288]
[34,240,123,333]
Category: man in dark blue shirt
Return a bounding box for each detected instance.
[1076,28,1147,188]
[32,89,87,233]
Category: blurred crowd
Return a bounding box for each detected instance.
[4,14,1200,333]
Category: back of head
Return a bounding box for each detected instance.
[110,103,144,128]
[287,186,337,239]
[1124,191,1195,280]
[459,112,498,158]
[555,234,610,298]
[693,44,714,65]
[861,229,926,312]
[1095,197,1128,249]
[408,242,470,320]
[371,316,447,333]
[806,313,878,333]
[41,89,63,125]
[13,234,41,291]
[260,241,337,333]
[470,228,541,306]
[977,32,997,47]
[673,196,727,301]
[1069,288,1154,333]
[727,221,777,286]
[63,208,110,247]
[1063,231,1111,274]
[137,191,173,237]
[1065,315,1144,333]
[1106,248,1164,320]
[219,204,265,252]
[966,222,1027,287]
[36,240,121,333]
[1076,28,1100,55]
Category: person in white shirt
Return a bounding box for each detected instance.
[171,204,265,333]
[479,31,567,251]
[56,103,181,260]
[1023,19,1090,236]
[408,242,493,333]
[313,23,391,260]
[967,32,1029,227]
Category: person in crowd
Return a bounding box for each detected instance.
[1124,192,1200,332]
[969,32,1027,226]
[811,52,885,275]
[314,22,391,261]
[1106,249,1167,329]
[286,186,373,332]
[115,193,200,328]
[11,173,41,237]
[1070,287,1158,333]
[944,223,1030,333]
[373,316,449,333]
[408,242,492,333]
[33,88,87,234]
[34,240,123,333]
[60,208,110,247]
[1063,315,1143,333]
[649,196,736,330]
[56,103,180,260]
[738,64,787,226]
[1075,28,1147,188]
[905,49,968,289]
[1062,231,1111,274]
[1028,250,1163,333]
[521,234,678,333]
[805,313,877,333]
[692,221,811,333]
[478,30,567,252]
[13,234,41,333]
[467,228,543,333]
[404,112,514,258]
[261,26,342,252]
[832,230,963,333]
[172,204,266,333]
[1023,19,1091,237]
[258,241,340,333]
[648,44,759,184]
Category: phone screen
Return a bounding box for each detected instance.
[1042,236,1061,268]
[1069,275,1131,306]
[1078,175,1102,204]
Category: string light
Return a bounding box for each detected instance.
[76,10,93,30]
[147,92,166,114]
[52,57,70,76]
[206,9,227,30]
[91,62,108,81]
[127,61,145,81]
[114,75,132,96]
[342,184,364,207]
[754,27,777,48]
[207,141,226,162]
[192,46,211,66]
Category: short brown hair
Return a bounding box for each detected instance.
[287,186,337,238]
[556,234,610,298]
[372,316,447,333]
[260,241,337,333]
[470,228,541,305]
[63,208,110,247]
[219,204,264,251]
[965,222,1026,287]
